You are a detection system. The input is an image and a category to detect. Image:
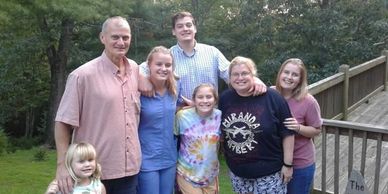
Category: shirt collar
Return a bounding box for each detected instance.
[101,51,132,76]
[176,41,198,57]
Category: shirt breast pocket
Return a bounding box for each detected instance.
[128,91,141,115]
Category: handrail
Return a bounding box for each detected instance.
[314,119,388,194]
[307,50,388,120]
[309,50,388,194]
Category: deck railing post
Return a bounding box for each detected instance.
[382,50,388,91]
[339,64,349,120]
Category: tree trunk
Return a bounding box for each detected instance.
[24,108,34,138]
[44,18,74,146]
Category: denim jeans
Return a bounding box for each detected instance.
[287,163,315,194]
[102,175,138,194]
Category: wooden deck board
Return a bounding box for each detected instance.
[314,91,388,193]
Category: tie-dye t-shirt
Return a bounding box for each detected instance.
[175,107,222,187]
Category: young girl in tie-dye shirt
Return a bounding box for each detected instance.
[175,83,221,194]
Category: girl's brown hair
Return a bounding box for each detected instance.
[192,83,218,104]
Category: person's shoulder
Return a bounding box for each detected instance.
[266,87,280,96]
[220,88,234,97]
[213,108,222,115]
[177,107,195,116]
[70,56,101,76]
[196,42,218,50]
[303,93,319,105]
[265,87,287,101]
[126,58,138,67]
[170,44,180,51]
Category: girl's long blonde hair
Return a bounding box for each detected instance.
[146,46,179,98]
[65,142,102,184]
[275,58,308,100]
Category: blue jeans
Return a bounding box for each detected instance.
[287,163,315,194]
[137,166,176,194]
[102,175,138,194]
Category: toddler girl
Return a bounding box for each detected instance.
[45,142,106,194]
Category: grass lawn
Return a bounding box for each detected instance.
[0,148,234,194]
[0,148,57,194]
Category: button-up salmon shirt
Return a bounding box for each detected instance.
[55,51,141,180]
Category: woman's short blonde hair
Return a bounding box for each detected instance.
[228,56,257,89]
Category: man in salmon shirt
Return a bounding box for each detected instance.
[54,16,146,194]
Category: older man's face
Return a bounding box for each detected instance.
[100,18,131,62]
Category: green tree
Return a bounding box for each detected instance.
[0,0,136,145]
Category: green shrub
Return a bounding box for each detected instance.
[33,147,48,161]
[9,136,42,150]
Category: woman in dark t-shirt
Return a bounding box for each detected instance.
[219,56,295,194]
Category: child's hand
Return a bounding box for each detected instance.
[45,180,59,194]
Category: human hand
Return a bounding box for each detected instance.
[284,118,300,132]
[138,74,155,97]
[56,164,73,194]
[181,95,194,107]
[281,165,293,184]
[45,180,59,194]
[249,77,267,96]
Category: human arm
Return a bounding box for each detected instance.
[249,77,267,96]
[101,182,106,194]
[283,95,322,138]
[138,61,155,97]
[281,135,294,183]
[138,72,154,97]
[54,122,73,194]
[180,95,194,109]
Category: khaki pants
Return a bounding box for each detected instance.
[176,174,219,194]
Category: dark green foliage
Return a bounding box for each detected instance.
[33,147,48,161]
[0,0,387,142]
[0,128,8,156]
[8,136,43,150]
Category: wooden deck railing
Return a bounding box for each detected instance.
[307,50,388,193]
[308,50,388,120]
[313,119,388,194]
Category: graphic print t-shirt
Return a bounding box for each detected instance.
[219,88,294,178]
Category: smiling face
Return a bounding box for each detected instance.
[100,17,131,64]
[148,52,173,83]
[172,16,197,44]
[71,155,96,185]
[230,64,254,96]
[279,62,301,95]
[193,85,217,117]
